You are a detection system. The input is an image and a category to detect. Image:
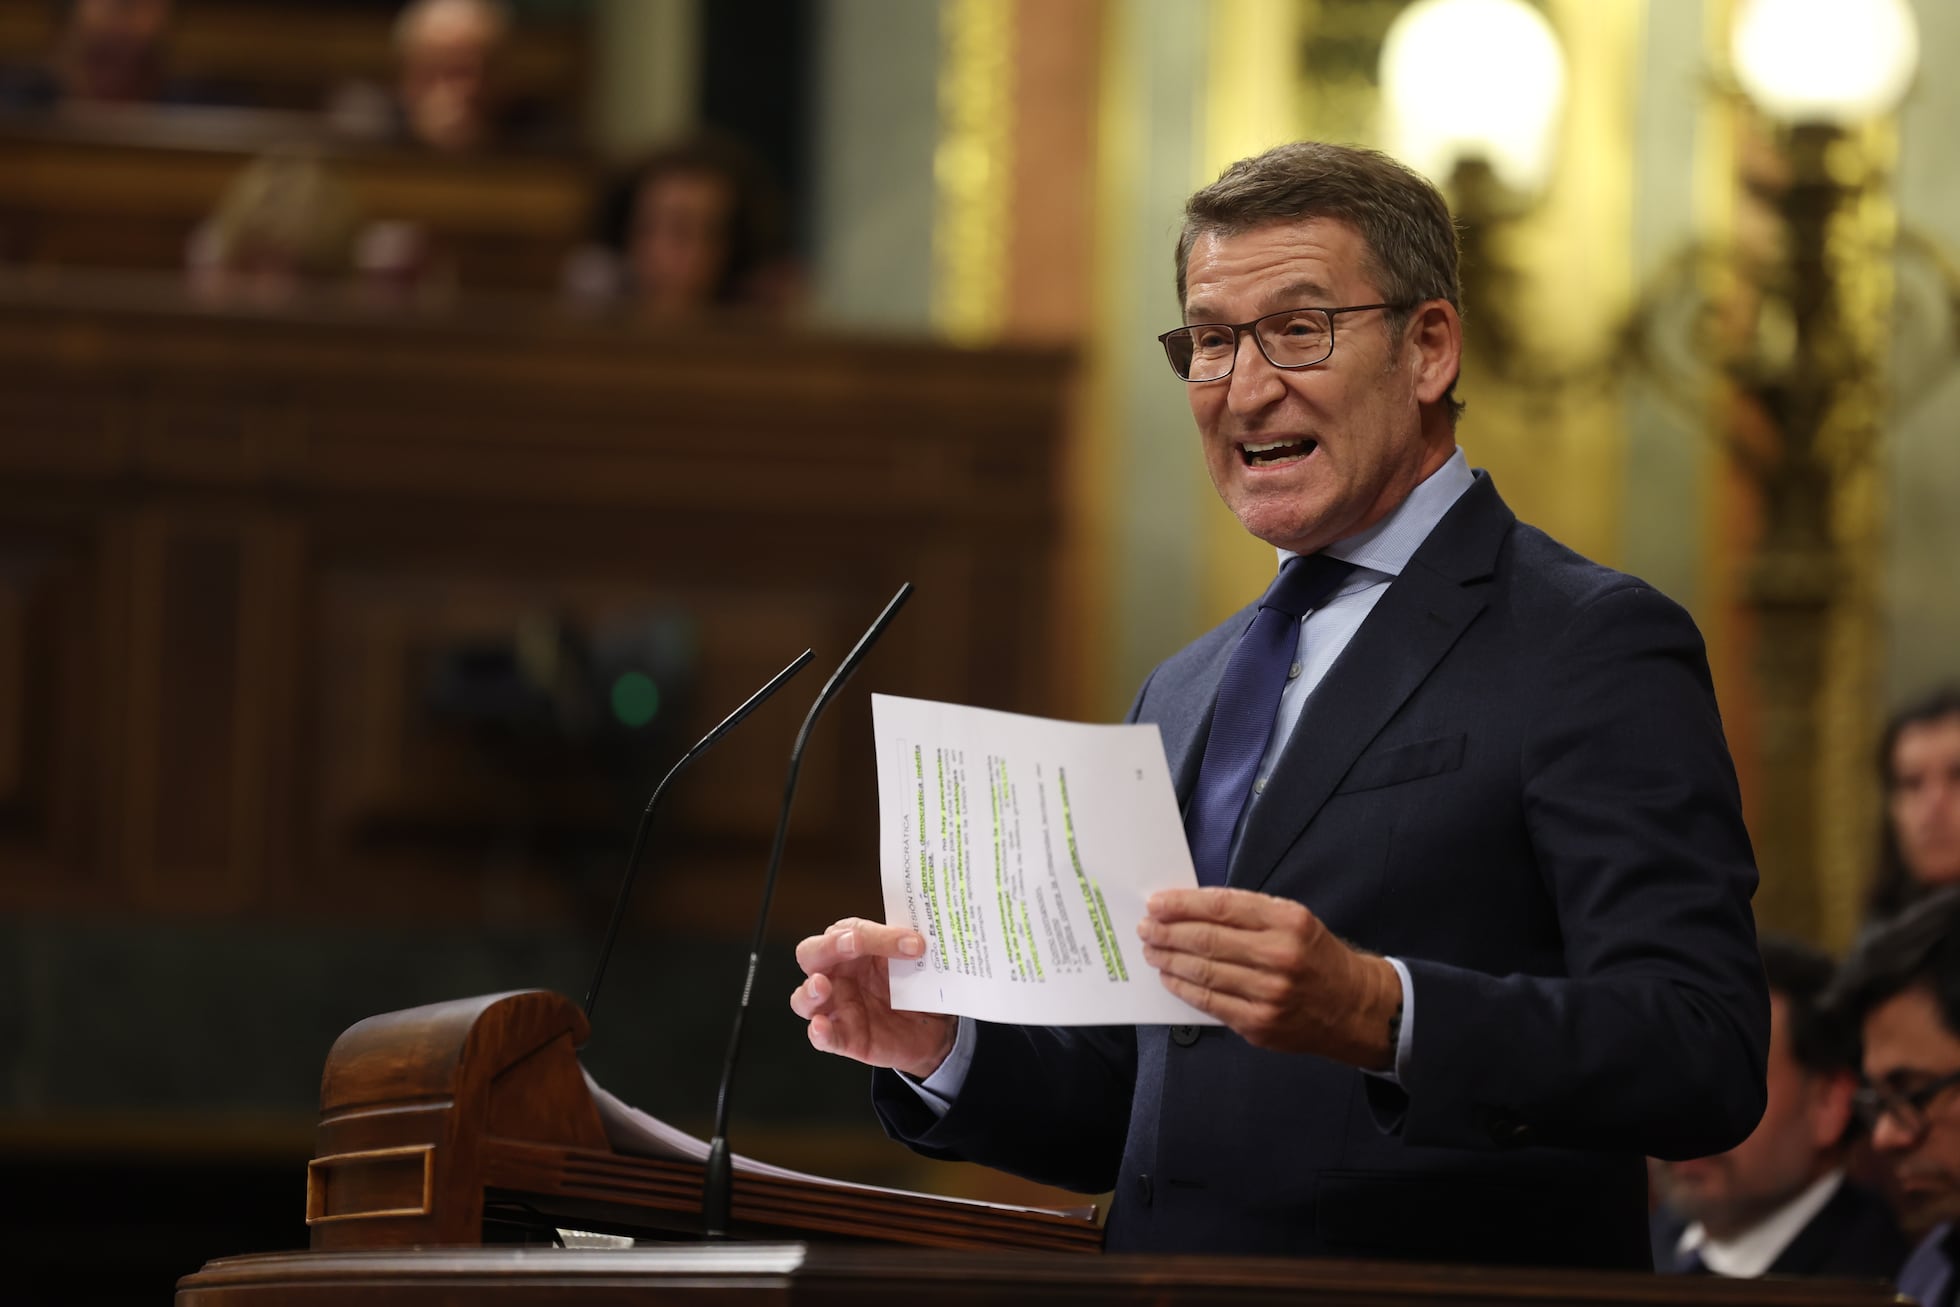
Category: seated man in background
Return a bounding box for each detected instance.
[1652,934,1906,1278]
[392,0,507,152]
[1830,889,1960,1305]
[325,0,521,153]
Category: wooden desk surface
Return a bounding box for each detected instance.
[0,109,595,289]
[177,1242,1906,1307]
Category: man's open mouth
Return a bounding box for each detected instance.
[1240,438,1316,468]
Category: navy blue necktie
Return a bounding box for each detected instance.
[1185,554,1356,887]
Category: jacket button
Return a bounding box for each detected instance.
[1487,1113,1533,1144]
[1170,1024,1200,1047]
[1136,1173,1153,1206]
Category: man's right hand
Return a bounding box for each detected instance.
[791,918,955,1080]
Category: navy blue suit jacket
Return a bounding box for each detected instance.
[874,474,1769,1266]
[1653,1180,1908,1279]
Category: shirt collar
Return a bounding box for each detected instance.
[1676,1169,1845,1278]
[1275,446,1473,580]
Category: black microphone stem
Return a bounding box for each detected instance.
[582,647,814,1023]
[702,582,912,1238]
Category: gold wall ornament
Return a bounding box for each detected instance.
[1814,118,1897,951]
[932,0,1016,345]
[1298,0,1404,147]
[1700,112,1900,948]
[1378,0,1640,570]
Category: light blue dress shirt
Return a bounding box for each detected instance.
[907,448,1477,1112]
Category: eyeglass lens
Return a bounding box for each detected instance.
[1857,1069,1960,1132]
[1164,309,1334,381]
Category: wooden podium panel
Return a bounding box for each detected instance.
[300,990,1098,1255]
[171,991,1904,1307]
[0,276,1072,933]
[0,111,593,290]
[178,1243,1904,1307]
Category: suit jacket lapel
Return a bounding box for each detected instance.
[1158,621,1246,808]
[1231,474,1513,893]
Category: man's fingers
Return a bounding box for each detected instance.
[846,920,928,959]
[1152,975,1262,1034]
[1142,943,1288,1005]
[789,971,832,1020]
[1139,916,1278,968]
[1148,886,1295,928]
[796,919,926,974]
[796,918,926,975]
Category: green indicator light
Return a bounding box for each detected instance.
[610,672,660,727]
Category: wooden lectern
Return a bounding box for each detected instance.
[177,992,1904,1306]
[293,990,1098,1254]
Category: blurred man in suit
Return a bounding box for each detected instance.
[1832,890,1960,1305]
[1652,934,1906,1278]
[792,141,1768,1266]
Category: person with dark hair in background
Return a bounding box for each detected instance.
[563,133,798,315]
[1652,933,1906,1278]
[1868,687,1960,924]
[1829,889,1960,1305]
[789,140,1767,1267]
[0,0,193,112]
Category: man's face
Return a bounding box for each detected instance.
[1865,984,1960,1229]
[400,3,501,152]
[1653,994,1850,1239]
[1891,713,1960,887]
[1179,218,1456,556]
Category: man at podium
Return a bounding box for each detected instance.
[791,141,1768,1267]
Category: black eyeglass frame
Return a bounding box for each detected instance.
[1853,1066,1960,1135]
[1156,302,1409,383]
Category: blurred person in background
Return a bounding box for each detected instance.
[391,0,507,152]
[1867,687,1960,924]
[184,149,362,306]
[325,0,524,153]
[562,133,800,315]
[1651,933,1906,1278]
[1830,889,1960,1304]
[0,0,199,112]
[187,148,450,308]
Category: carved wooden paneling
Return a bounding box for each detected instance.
[0,521,96,895]
[0,279,1072,933]
[0,3,587,116]
[114,511,306,914]
[0,116,593,292]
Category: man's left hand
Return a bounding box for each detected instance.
[1140,887,1402,1071]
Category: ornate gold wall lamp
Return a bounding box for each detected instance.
[1379,0,1591,402]
[1381,0,1927,943]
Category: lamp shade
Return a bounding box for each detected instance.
[1731,0,1918,124]
[1380,0,1566,196]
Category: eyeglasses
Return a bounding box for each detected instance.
[1157,303,1405,383]
[1853,1067,1960,1136]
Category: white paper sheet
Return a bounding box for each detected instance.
[871,694,1220,1027]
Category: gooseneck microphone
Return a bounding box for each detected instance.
[582,647,815,1023]
[702,582,913,1237]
